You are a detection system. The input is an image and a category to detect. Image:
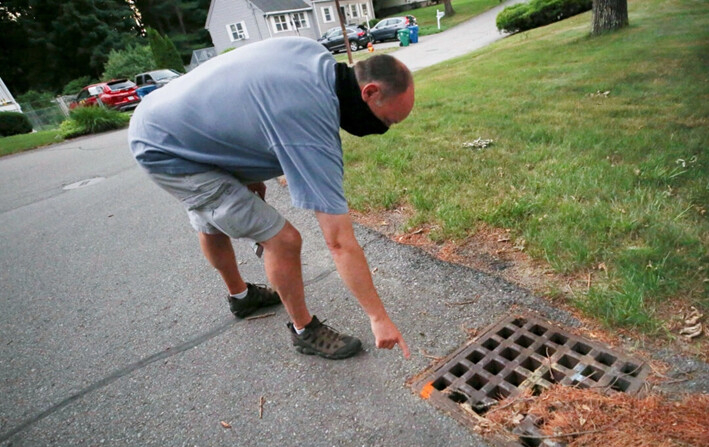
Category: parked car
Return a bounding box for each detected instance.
[135,69,182,98]
[318,26,373,53]
[370,15,417,42]
[70,80,140,111]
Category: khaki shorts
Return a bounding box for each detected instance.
[147,170,285,242]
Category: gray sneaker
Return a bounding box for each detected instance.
[227,283,281,318]
[287,316,362,360]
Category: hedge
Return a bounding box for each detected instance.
[497,0,592,33]
[0,112,33,137]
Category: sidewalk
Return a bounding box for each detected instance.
[392,0,528,72]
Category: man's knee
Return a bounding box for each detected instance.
[263,221,301,254]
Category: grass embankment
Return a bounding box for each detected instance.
[386,0,501,36]
[0,107,132,157]
[344,0,708,332]
[0,130,64,157]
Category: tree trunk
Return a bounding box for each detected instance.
[443,0,456,18]
[591,0,628,35]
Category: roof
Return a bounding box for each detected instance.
[249,0,311,14]
[205,0,313,30]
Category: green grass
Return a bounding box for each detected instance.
[343,0,709,331]
[334,47,397,63]
[0,129,64,157]
[382,0,502,36]
[59,107,131,138]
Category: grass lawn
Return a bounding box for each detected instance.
[343,0,708,332]
[334,47,397,63]
[0,129,64,157]
[380,0,502,36]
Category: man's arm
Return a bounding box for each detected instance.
[315,211,410,358]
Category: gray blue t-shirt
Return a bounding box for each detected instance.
[128,37,347,214]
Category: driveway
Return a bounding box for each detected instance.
[389,0,528,72]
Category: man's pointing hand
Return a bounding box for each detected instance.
[371,317,410,359]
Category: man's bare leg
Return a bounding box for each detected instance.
[260,221,312,329]
[198,232,247,295]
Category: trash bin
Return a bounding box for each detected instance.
[408,25,419,44]
[397,28,411,47]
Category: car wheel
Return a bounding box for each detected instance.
[349,41,359,52]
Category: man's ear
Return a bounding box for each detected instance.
[360,82,382,103]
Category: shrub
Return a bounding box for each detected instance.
[102,44,156,81]
[16,90,55,109]
[496,3,531,33]
[0,112,33,137]
[63,76,95,96]
[60,106,131,138]
[497,0,592,33]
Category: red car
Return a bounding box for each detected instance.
[70,79,141,111]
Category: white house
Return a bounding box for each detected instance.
[0,77,22,113]
[206,0,376,54]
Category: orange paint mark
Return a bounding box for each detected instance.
[420,382,435,399]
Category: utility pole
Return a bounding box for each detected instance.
[334,0,353,65]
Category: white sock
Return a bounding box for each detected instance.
[230,288,248,300]
[294,325,306,335]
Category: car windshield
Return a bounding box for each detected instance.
[107,80,136,91]
[151,70,179,81]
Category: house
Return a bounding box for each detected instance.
[0,77,22,113]
[206,0,376,54]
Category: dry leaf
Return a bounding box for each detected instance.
[220,421,232,429]
[463,138,494,149]
[684,306,703,326]
[679,323,703,339]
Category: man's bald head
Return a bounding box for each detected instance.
[354,55,413,99]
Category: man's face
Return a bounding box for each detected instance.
[362,83,415,128]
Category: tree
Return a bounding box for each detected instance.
[102,45,156,80]
[443,0,456,18]
[134,0,212,63]
[591,0,628,35]
[147,28,185,73]
[0,0,140,93]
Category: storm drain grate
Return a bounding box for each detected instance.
[412,314,650,443]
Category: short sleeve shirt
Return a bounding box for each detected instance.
[128,37,347,214]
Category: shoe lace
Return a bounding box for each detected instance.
[312,319,344,343]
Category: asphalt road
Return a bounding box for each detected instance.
[2,2,707,446]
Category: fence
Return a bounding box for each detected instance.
[22,96,74,131]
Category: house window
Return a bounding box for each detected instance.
[322,6,333,23]
[227,21,249,41]
[272,14,289,32]
[361,3,369,18]
[291,12,309,29]
[348,4,359,18]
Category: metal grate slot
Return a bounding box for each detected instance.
[515,334,534,348]
[571,341,592,355]
[595,352,617,366]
